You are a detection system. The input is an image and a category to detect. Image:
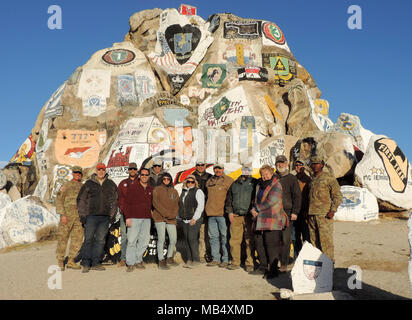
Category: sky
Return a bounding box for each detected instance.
[0,0,411,165]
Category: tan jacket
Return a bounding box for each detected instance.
[205,174,234,216]
[152,184,179,224]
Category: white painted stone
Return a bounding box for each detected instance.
[355,135,412,210]
[291,241,334,294]
[330,113,374,153]
[33,175,48,201]
[0,197,59,248]
[334,186,379,222]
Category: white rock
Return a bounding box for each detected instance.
[291,241,334,294]
[0,197,59,248]
[334,186,379,222]
[330,113,374,153]
[355,135,412,210]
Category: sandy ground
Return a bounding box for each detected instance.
[0,216,411,300]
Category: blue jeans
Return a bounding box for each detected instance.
[120,214,127,261]
[81,215,110,267]
[155,222,177,261]
[208,216,228,263]
[126,218,151,266]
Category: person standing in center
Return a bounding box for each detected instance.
[179,175,205,268]
[117,162,139,267]
[249,164,289,279]
[205,164,234,268]
[152,172,179,270]
[123,167,153,272]
[77,163,118,273]
[275,155,301,272]
[192,160,212,263]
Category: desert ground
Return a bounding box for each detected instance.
[0,214,410,300]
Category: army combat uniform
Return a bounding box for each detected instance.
[308,170,342,261]
[55,178,84,269]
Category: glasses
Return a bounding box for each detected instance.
[153,165,161,167]
[163,177,171,180]
[187,180,195,184]
[196,164,205,166]
[128,168,137,171]
[295,164,303,167]
[140,174,150,176]
[73,171,82,174]
[97,168,106,171]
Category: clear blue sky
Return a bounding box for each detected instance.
[1,0,411,165]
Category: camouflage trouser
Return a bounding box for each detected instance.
[229,214,255,267]
[308,215,334,261]
[56,215,84,260]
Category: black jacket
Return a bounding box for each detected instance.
[275,173,302,215]
[77,173,118,223]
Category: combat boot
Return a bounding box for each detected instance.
[66,258,81,270]
[166,257,179,267]
[57,259,65,271]
[158,259,170,270]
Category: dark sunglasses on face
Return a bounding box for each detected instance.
[97,168,106,171]
[163,177,171,180]
[129,168,137,171]
[187,180,195,184]
[73,171,82,174]
[196,164,205,166]
[153,165,161,167]
[140,174,150,176]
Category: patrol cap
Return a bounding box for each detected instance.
[96,162,106,170]
[295,159,304,165]
[241,166,253,175]
[310,156,324,164]
[213,163,224,169]
[153,158,163,166]
[196,160,206,165]
[275,155,288,163]
[72,166,83,174]
[128,162,138,169]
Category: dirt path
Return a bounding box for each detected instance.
[0,218,410,300]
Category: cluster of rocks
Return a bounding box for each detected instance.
[1,4,411,249]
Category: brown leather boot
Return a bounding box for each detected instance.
[66,258,81,270]
[57,259,65,271]
[166,257,179,267]
[158,259,170,270]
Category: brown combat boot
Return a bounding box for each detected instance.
[57,259,65,271]
[166,257,179,267]
[158,259,170,270]
[66,258,81,270]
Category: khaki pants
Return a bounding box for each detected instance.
[308,215,334,261]
[229,214,255,267]
[56,215,84,260]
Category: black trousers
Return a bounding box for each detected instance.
[254,230,282,272]
[280,224,292,266]
[181,218,202,262]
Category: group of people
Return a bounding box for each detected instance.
[55,154,342,278]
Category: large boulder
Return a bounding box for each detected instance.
[355,135,412,210]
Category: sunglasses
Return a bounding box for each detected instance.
[295,164,303,167]
[163,177,171,180]
[196,164,205,166]
[128,168,137,171]
[153,164,161,167]
[73,171,82,174]
[97,168,106,171]
[140,174,150,176]
[187,180,195,184]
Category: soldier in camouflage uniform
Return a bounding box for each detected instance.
[55,166,84,270]
[308,156,342,262]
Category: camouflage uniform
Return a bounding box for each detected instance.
[308,169,342,261]
[55,177,84,266]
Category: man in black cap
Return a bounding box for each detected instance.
[117,162,139,267]
[275,155,301,272]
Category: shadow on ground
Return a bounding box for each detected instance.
[265,268,410,300]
